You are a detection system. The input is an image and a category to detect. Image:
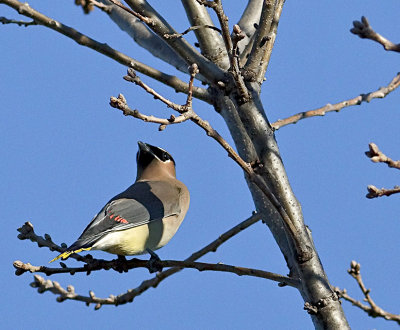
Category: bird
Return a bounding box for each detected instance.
[50,141,190,263]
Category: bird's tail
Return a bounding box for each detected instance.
[49,247,93,263]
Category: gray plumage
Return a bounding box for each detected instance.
[50,141,189,262]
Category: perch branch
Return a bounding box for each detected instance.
[112,64,310,262]
[15,258,298,287]
[0,0,211,103]
[335,261,400,324]
[366,185,400,199]
[365,143,400,170]
[22,214,299,308]
[272,73,400,130]
[351,16,400,53]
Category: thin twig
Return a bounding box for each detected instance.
[110,94,189,131]
[0,0,211,103]
[16,222,92,264]
[335,261,400,324]
[351,16,400,53]
[365,143,400,170]
[164,25,221,39]
[107,0,154,25]
[0,16,37,26]
[366,185,400,199]
[88,0,112,13]
[271,73,400,130]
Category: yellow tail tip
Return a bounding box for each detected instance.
[49,247,92,263]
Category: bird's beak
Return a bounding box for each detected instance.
[138,141,155,157]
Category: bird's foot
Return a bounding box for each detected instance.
[113,255,129,273]
[146,248,163,273]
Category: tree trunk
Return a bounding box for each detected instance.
[214,84,350,329]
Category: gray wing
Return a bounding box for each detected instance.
[68,181,181,250]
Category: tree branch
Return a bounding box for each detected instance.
[0,0,211,103]
[180,0,228,68]
[236,0,263,53]
[121,0,227,84]
[365,143,400,170]
[335,261,400,325]
[351,16,400,53]
[163,25,221,39]
[244,0,284,83]
[15,258,298,287]
[271,73,400,130]
[196,0,250,103]
[17,214,298,308]
[366,185,400,199]
[94,0,196,79]
[15,222,92,264]
[0,16,37,26]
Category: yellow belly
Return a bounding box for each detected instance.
[92,215,182,256]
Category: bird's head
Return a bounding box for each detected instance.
[136,141,176,181]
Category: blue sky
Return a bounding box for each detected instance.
[1,1,399,329]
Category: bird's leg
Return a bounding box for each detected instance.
[113,255,129,273]
[146,248,163,273]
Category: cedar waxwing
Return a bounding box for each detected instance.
[50,141,190,262]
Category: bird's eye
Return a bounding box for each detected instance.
[161,152,171,161]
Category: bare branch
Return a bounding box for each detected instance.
[15,258,298,287]
[16,222,94,264]
[196,0,250,102]
[0,16,37,26]
[272,73,400,130]
[0,0,211,103]
[365,143,400,170]
[164,25,221,39]
[181,0,228,68]
[336,261,400,324]
[18,214,299,308]
[17,213,262,306]
[366,185,400,199]
[88,0,112,13]
[244,0,284,83]
[351,16,400,53]
[95,0,194,80]
[110,93,190,131]
[122,0,227,84]
[237,0,263,50]
[29,257,297,309]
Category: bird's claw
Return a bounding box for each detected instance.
[113,255,129,273]
[146,249,163,273]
